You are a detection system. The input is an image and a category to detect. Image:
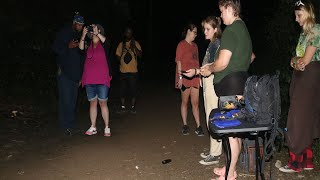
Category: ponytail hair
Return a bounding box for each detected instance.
[202,16,222,41]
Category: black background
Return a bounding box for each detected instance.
[1,0,319,85]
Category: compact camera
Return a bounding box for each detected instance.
[86,25,94,33]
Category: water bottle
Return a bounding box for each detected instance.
[162,159,172,164]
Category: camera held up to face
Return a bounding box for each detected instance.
[86,25,94,33]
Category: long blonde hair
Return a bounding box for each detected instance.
[295,0,316,34]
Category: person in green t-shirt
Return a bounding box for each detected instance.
[199,0,255,179]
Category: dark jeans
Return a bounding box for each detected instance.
[119,72,138,98]
[57,73,79,130]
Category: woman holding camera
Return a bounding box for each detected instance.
[79,24,112,137]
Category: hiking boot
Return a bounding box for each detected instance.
[279,165,299,173]
[195,126,205,136]
[104,127,111,137]
[182,125,189,135]
[199,155,220,165]
[130,106,136,114]
[85,126,97,136]
[200,152,210,159]
[117,106,126,114]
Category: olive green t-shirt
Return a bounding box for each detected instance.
[214,20,252,84]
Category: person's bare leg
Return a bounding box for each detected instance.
[99,100,109,128]
[227,137,241,177]
[89,99,98,127]
[190,87,200,127]
[181,88,191,125]
[214,137,241,178]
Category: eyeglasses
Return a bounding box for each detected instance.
[295,0,304,6]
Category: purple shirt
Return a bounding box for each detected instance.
[82,42,111,87]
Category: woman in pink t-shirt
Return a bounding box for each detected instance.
[79,24,112,137]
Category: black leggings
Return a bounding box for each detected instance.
[120,73,138,98]
[214,71,248,96]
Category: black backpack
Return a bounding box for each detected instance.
[240,71,283,175]
[243,71,281,125]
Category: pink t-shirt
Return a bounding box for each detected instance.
[82,42,112,87]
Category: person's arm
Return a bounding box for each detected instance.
[295,28,319,71]
[93,25,106,43]
[200,49,231,77]
[177,60,182,76]
[96,33,106,43]
[176,60,183,88]
[115,43,122,61]
[251,52,256,63]
[175,42,184,76]
[209,49,231,72]
[299,46,317,66]
[131,39,142,58]
[291,46,316,71]
[79,27,88,50]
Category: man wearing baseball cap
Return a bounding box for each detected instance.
[52,12,85,136]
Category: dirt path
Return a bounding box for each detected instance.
[0,80,318,180]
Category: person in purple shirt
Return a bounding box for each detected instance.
[79,24,112,137]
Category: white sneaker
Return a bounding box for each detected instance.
[104,127,111,137]
[200,152,210,159]
[85,126,97,135]
[303,167,314,171]
[279,165,299,173]
[199,155,220,165]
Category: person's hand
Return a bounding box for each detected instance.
[78,81,82,87]
[81,26,88,38]
[68,39,79,48]
[93,25,99,35]
[183,69,196,77]
[200,64,211,77]
[235,95,244,101]
[290,57,295,68]
[130,38,136,49]
[296,58,305,71]
[290,57,298,68]
[177,78,182,89]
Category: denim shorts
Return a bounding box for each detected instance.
[85,84,109,101]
